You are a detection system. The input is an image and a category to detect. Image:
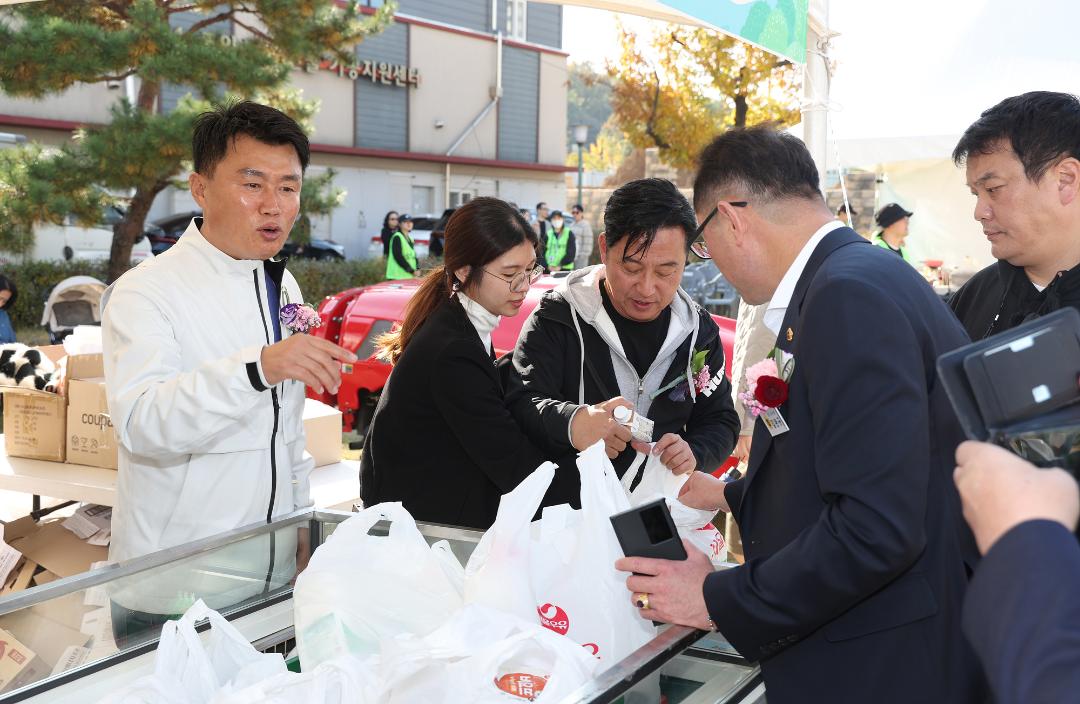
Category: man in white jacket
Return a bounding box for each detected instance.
[102,101,355,646]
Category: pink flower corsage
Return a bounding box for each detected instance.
[279,302,323,334]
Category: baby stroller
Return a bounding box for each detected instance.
[41,276,107,344]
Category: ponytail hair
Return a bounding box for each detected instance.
[375,266,451,364]
[375,197,536,365]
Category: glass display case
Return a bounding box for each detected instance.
[0,509,762,704]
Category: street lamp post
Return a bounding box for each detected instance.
[573,124,588,211]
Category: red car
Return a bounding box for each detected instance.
[308,274,739,473]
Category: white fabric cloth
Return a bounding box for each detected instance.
[457,293,500,353]
[102,218,313,613]
[729,300,774,434]
[763,220,845,334]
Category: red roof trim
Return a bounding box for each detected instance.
[0,113,86,131]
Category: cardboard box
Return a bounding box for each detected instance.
[2,349,105,464]
[65,377,117,470]
[8,521,107,579]
[3,394,66,462]
[303,398,342,467]
[0,626,49,693]
[2,349,103,464]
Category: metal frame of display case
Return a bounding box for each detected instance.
[0,508,762,704]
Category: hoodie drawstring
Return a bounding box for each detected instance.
[570,309,587,405]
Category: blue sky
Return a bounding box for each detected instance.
[563,0,1080,139]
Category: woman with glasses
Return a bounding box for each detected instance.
[359,197,620,529]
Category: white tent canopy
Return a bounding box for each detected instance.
[822,133,991,270]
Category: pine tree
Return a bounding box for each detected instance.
[0,0,393,282]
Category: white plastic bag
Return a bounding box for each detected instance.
[293,502,464,670]
[209,655,378,704]
[98,600,286,704]
[466,443,656,667]
[627,453,728,565]
[379,604,599,703]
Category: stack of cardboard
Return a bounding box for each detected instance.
[2,347,117,470]
[0,511,114,690]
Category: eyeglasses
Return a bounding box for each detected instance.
[689,201,748,260]
[483,264,544,293]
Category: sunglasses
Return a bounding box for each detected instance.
[690,201,748,259]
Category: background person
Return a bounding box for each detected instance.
[544,209,577,272]
[949,91,1080,340]
[571,203,594,269]
[359,198,626,529]
[386,213,420,280]
[0,274,17,343]
[379,210,399,258]
[872,202,914,262]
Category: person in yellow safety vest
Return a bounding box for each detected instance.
[544,209,577,272]
[872,202,915,264]
[386,213,420,280]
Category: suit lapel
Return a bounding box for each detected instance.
[737,227,866,514]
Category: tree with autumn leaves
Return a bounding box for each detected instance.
[0,0,392,282]
[607,23,802,171]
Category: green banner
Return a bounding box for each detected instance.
[663,0,808,63]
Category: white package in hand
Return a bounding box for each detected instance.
[465,444,656,667]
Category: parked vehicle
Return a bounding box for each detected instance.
[150,210,345,259]
[0,206,154,265]
[307,273,737,473]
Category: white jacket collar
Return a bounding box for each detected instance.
[180,217,267,276]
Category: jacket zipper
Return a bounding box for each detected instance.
[253,270,280,523]
[253,270,279,594]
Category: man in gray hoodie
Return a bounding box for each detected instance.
[509,178,740,490]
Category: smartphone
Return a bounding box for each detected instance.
[610,499,688,562]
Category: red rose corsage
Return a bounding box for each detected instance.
[753,375,789,408]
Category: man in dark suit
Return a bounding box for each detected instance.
[954,440,1080,704]
[616,127,984,703]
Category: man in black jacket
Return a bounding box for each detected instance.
[509,178,740,489]
[950,91,1080,339]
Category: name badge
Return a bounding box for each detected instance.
[761,407,790,437]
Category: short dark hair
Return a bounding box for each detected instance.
[0,274,17,310]
[192,100,310,177]
[603,178,697,258]
[952,92,1080,182]
[693,126,822,211]
[536,202,547,211]
[572,203,583,212]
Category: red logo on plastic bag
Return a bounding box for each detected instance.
[537,603,570,635]
[582,642,600,658]
[495,673,549,700]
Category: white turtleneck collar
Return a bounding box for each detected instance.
[457,293,500,353]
